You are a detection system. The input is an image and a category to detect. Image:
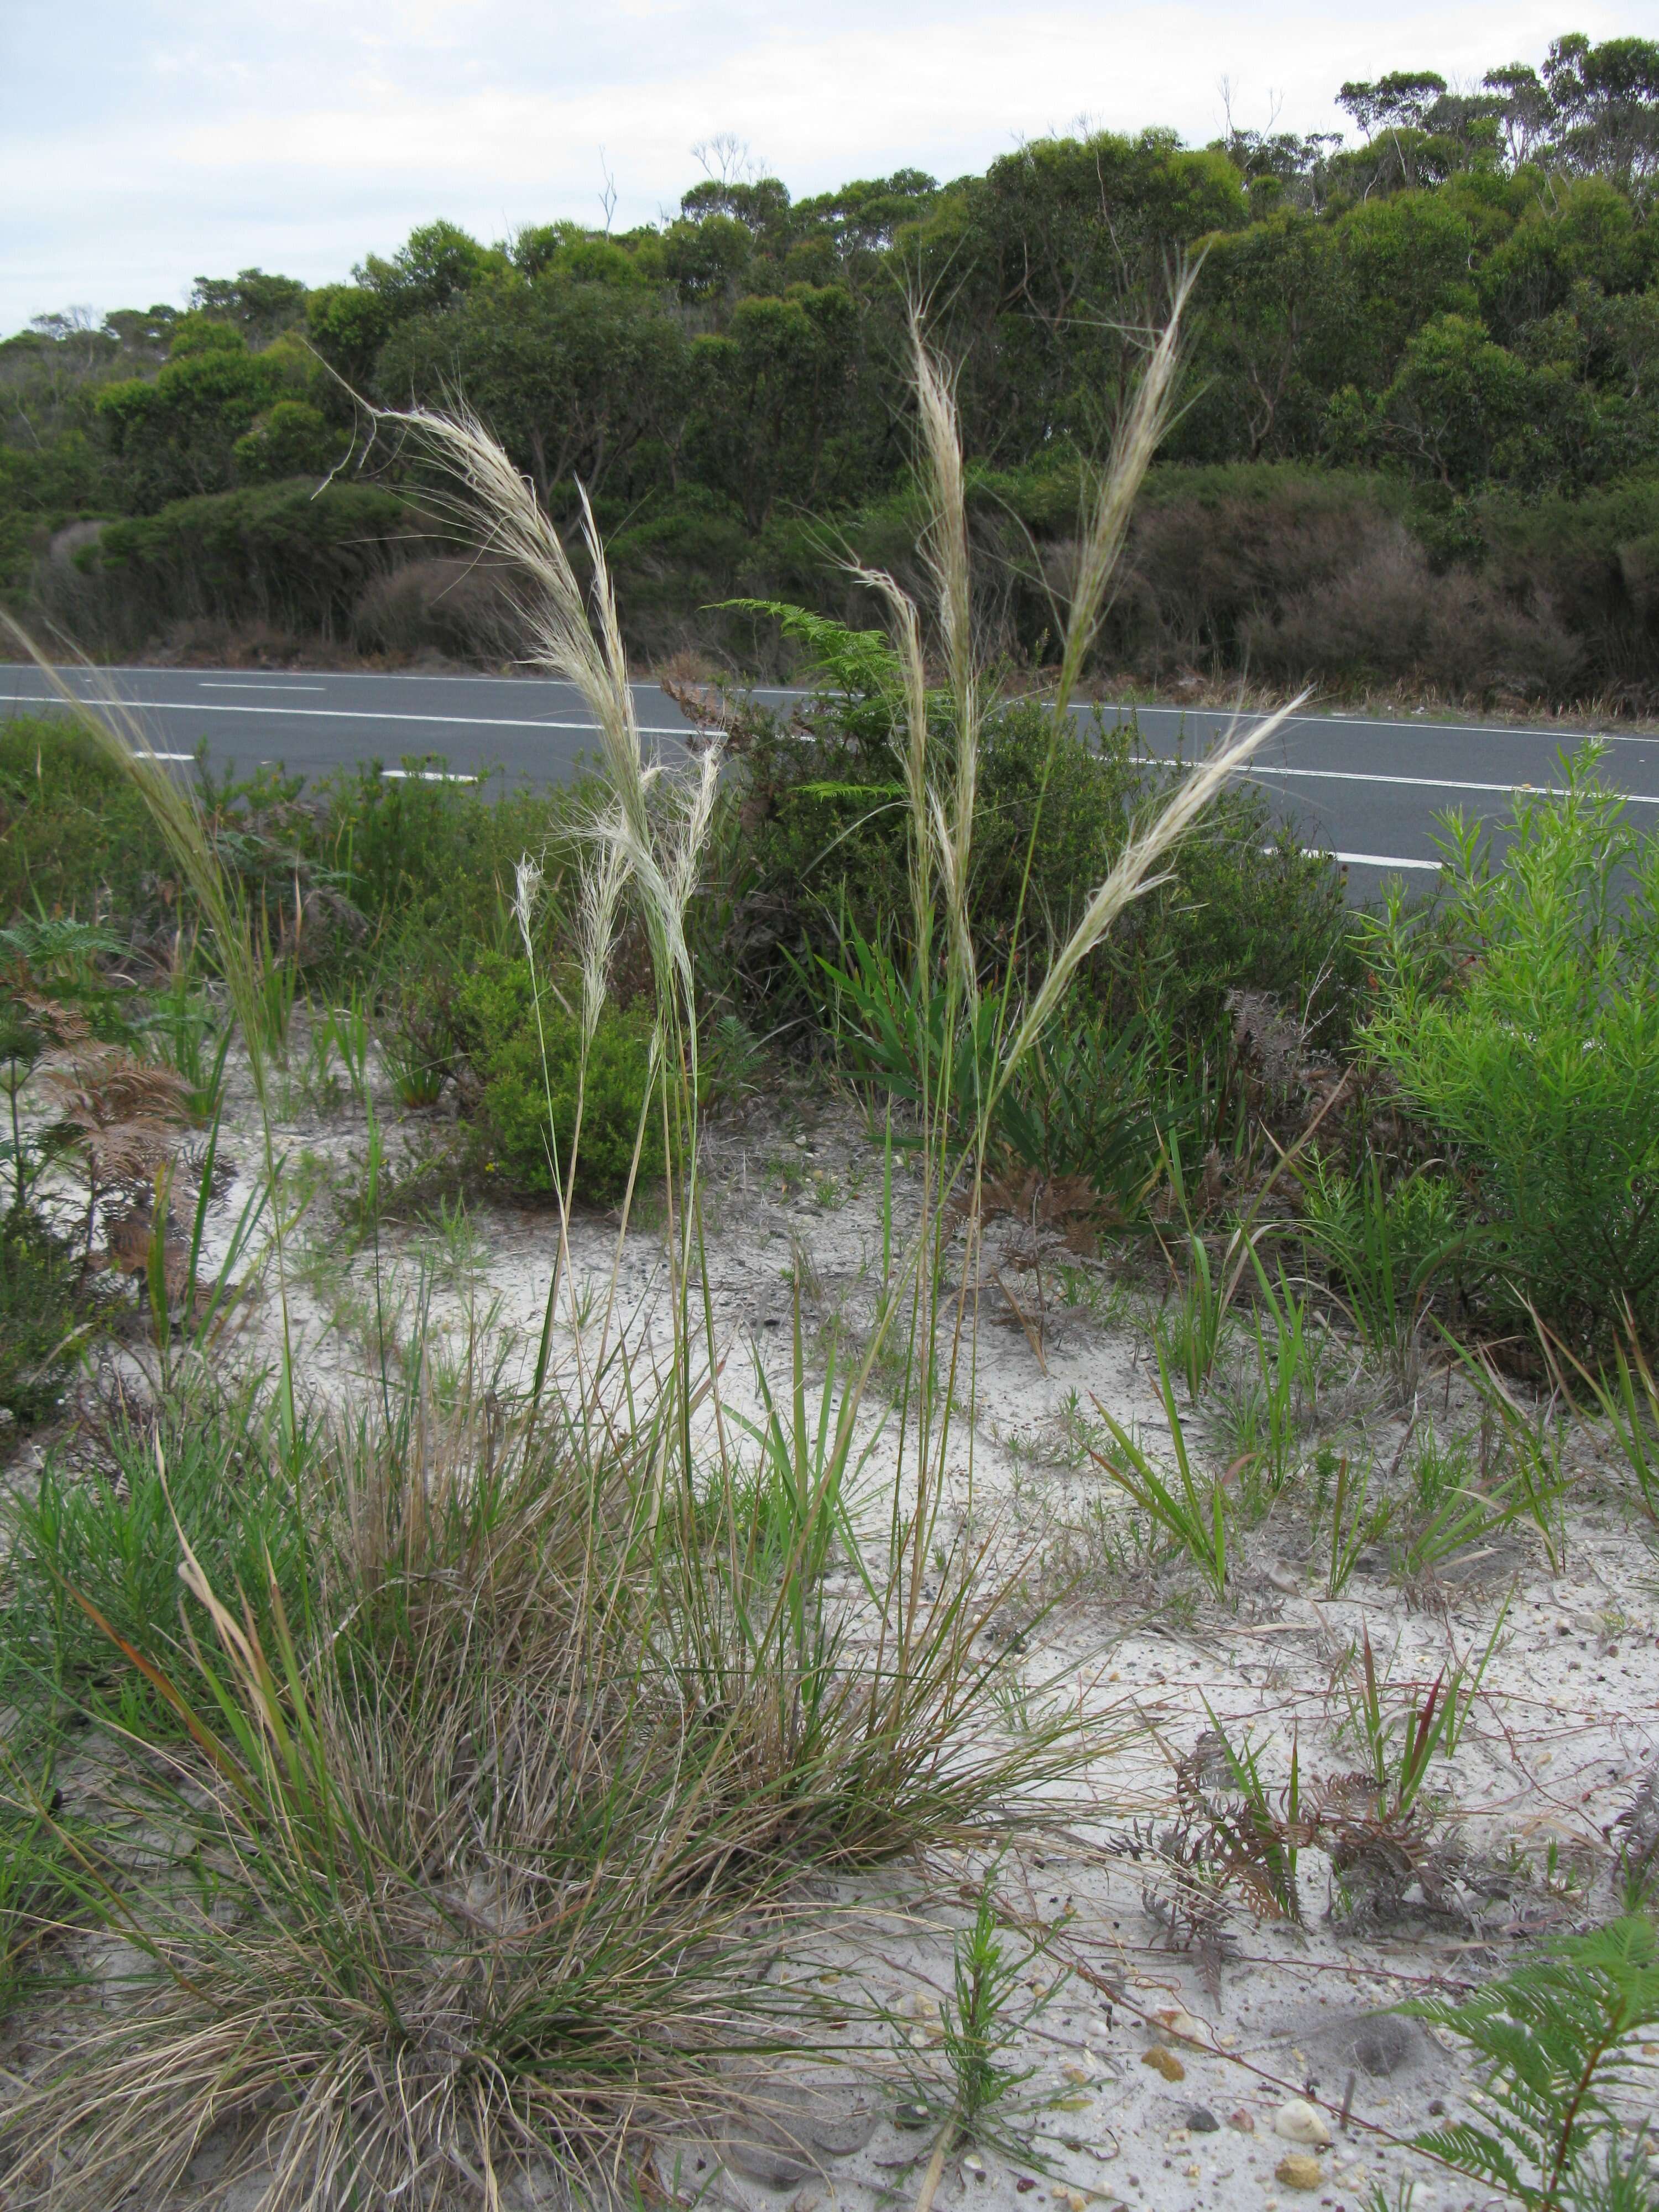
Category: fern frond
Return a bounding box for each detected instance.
[717,599,902,700]
[1402,1918,1659,2211]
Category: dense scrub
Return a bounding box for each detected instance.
[5,32,1659,701]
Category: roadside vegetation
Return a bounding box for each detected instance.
[4,30,1659,708]
[3,270,1659,2212]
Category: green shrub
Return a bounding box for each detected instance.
[1363,746,1659,1348]
[453,951,660,1201]
[728,669,1359,1053]
[90,479,414,634]
[0,1206,92,1424]
[0,716,171,924]
[1486,474,1659,693]
[1403,1916,1659,2211]
[301,763,611,997]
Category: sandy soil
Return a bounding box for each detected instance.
[10,1034,1659,2212]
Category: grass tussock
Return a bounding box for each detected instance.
[4,1371,1103,2210]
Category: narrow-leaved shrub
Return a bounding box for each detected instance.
[1363,747,1659,1348]
[453,950,659,1200]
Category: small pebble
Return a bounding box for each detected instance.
[1274,2098,1332,2147]
[961,2153,987,2182]
[1185,2106,1220,2133]
[1227,2109,1255,2133]
[1141,2046,1186,2081]
[892,2101,932,2131]
[1276,2150,1324,2191]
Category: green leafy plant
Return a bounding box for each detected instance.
[1156,1229,1233,1399]
[822,929,1160,1217]
[0,1204,96,1426]
[1197,1704,1305,1922]
[248,917,300,1057]
[998,1001,1165,1212]
[1546,1308,1659,1527]
[1399,1423,1551,1579]
[0,1383,308,1738]
[1440,1338,1577,1572]
[144,1110,268,1389]
[825,926,1003,1141]
[379,1009,450,1108]
[1339,1616,1504,1821]
[728,1272,888,1692]
[1363,753,1659,1350]
[1401,1917,1659,2211]
[453,949,660,1201]
[1324,1452,1390,1597]
[314,985,372,1110]
[1091,1348,1230,1596]
[939,1876,1044,2133]
[1301,1154,1468,1396]
[1216,1259,1319,1505]
[144,962,227,1123]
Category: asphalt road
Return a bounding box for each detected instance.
[5,662,1657,899]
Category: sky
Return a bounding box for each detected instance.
[2,0,1632,338]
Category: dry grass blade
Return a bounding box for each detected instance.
[992,691,1308,1098]
[366,404,720,1021]
[910,320,979,975]
[368,405,647,849]
[1052,262,1200,722]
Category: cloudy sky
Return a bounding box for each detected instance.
[3,0,1630,336]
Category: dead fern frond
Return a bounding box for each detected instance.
[7,989,93,1049]
[40,1041,190,1207]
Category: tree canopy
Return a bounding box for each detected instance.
[3,31,1657,693]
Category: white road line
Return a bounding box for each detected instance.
[7,665,1650,739]
[1252,763,1659,804]
[381,767,479,783]
[10,663,822,701]
[199,681,326,692]
[1328,850,1439,871]
[1107,705,1652,748]
[1275,844,1440,871]
[0,696,690,738]
[8,690,1653,795]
